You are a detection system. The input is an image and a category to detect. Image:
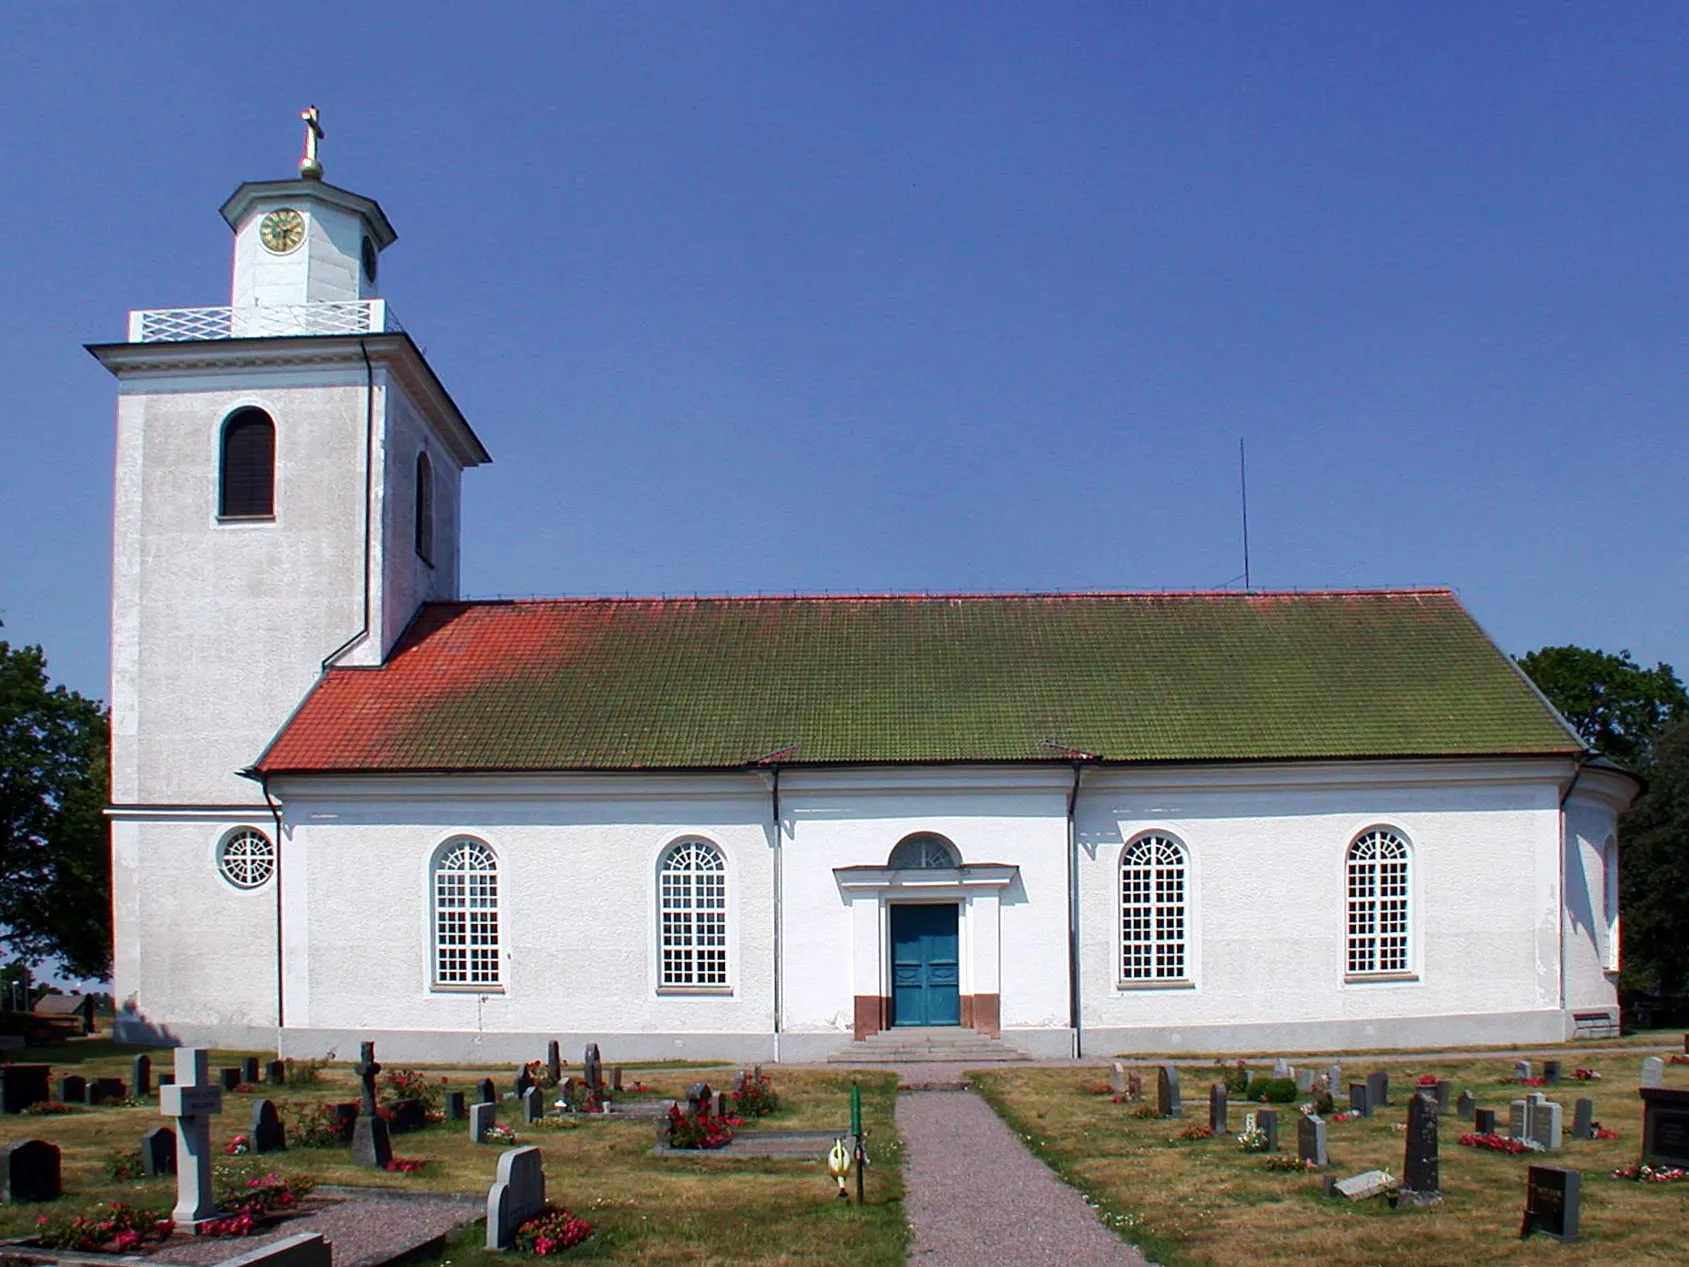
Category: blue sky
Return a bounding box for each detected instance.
[2,2,1686,701]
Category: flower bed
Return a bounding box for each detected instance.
[199,1170,317,1237]
[1177,1123,1213,1141]
[664,1105,734,1150]
[483,1123,519,1144]
[289,1102,357,1147]
[514,1205,594,1255]
[23,1100,79,1115]
[1573,1068,1601,1080]
[1612,1163,1689,1182]
[1457,1132,1535,1154]
[1261,1155,1315,1172]
[106,1149,147,1180]
[731,1070,780,1118]
[32,1203,173,1252]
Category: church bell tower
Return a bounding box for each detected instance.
[90,113,490,1044]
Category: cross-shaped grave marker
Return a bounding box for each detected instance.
[159,1048,222,1228]
[351,1041,392,1167]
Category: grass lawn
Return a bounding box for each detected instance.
[973,1051,1689,1267]
[0,1042,906,1265]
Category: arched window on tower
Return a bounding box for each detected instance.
[433,837,500,987]
[414,450,434,564]
[219,409,275,519]
[1346,828,1411,975]
[659,839,728,987]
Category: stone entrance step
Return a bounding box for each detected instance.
[827,1026,1029,1063]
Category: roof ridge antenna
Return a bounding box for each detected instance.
[1239,437,1252,592]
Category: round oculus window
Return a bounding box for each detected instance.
[218,828,276,889]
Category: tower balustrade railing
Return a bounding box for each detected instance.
[126,300,401,342]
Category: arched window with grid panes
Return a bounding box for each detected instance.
[1346,828,1410,975]
[433,837,500,987]
[659,839,728,988]
[1120,834,1188,981]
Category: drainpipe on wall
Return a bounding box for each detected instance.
[1067,761,1085,1059]
[256,770,286,1043]
[771,765,782,1064]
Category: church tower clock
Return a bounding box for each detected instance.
[89,113,491,1045]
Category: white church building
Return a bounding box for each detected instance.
[93,143,1636,1063]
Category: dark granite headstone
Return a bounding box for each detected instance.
[57,1075,86,1104]
[220,1067,242,1092]
[1366,1071,1389,1108]
[86,1077,125,1105]
[329,1101,359,1141]
[1572,1098,1594,1140]
[1158,1065,1182,1118]
[1640,1087,1689,1166]
[158,1073,175,1089]
[1208,1084,1228,1136]
[251,1099,286,1153]
[714,1090,729,1119]
[140,1126,176,1177]
[265,1060,286,1086]
[546,1040,562,1086]
[584,1043,602,1092]
[559,1076,577,1108]
[446,1090,467,1120]
[611,1065,624,1092]
[388,1098,427,1133]
[1257,1108,1279,1154]
[1475,1107,1497,1135]
[1400,1092,1440,1206]
[240,1057,260,1085]
[686,1082,713,1116]
[0,1065,50,1114]
[523,1087,544,1122]
[1522,1165,1580,1242]
[2,1138,60,1202]
[1349,1083,1371,1118]
[351,1114,393,1168]
[1542,1060,1561,1086]
[477,1077,496,1106]
[1299,1113,1328,1167]
[131,1055,152,1097]
[355,1042,382,1116]
[1456,1090,1475,1120]
[515,1064,534,1098]
[1432,1081,1452,1114]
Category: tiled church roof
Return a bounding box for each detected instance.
[254,589,1583,774]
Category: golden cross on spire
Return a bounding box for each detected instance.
[299,106,324,180]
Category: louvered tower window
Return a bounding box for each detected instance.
[415,451,434,563]
[219,409,275,518]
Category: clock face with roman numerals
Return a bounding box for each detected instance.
[259,208,306,254]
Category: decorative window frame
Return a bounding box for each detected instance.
[430,835,503,992]
[216,826,276,890]
[655,836,732,996]
[1343,825,1416,983]
[888,831,961,870]
[1117,831,1194,989]
[217,406,277,521]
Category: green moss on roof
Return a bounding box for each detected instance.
[257,590,1584,773]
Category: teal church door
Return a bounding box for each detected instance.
[890,903,961,1026]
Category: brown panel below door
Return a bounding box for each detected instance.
[971,993,1001,1037]
[853,995,887,1039]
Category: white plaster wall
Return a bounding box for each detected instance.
[371,382,462,659]
[274,777,775,1058]
[1562,773,1629,1017]
[1076,760,1579,1052]
[110,815,280,1042]
[109,371,371,805]
[778,769,1072,1038]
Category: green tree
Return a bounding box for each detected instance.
[0,640,110,978]
[1615,717,1689,992]
[1516,645,1688,769]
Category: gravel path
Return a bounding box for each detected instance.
[152,1193,480,1267]
[899,1090,1151,1267]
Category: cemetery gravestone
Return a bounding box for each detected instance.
[57,1075,86,1104]
[1299,1113,1328,1167]
[611,1065,624,1093]
[1366,1071,1389,1107]
[2,1138,60,1203]
[547,1040,562,1086]
[1158,1065,1182,1118]
[1572,1098,1594,1140]
[1111,1062,1128,1096]
[241,1057,261,1085]
[477,1078,496,1106]
[351,1042,392,1168]
[486,1145,547,1251]
[1333,1170,1393,1201]
[220,1067,242,1092]
[1400,1093,1441,1206]
[0,1065,49,1114]
[1456,1090,1475,1121]
[1639,1087,1689,1167]
[1522,1165,1580,1243]
[141,1126,176,1177]
[1126,1071,1143,1103]
[87,1078,126,1105]
[1530,1100,1564,1151]
[1432,1081,1452,1114]
[584,1043,602,1092]
[1509,1100,1530,1141]
[1514,1060,1532,1082]
[1325,1063,1342,1095]
[1349,1083,1371,1118]
[132,1054,152,1097]
[1257,1108,1279,1153]
[1475,1107,1497,1135]
[251,1099,286,1153]
[715,1091,730,1119]
[446,1091,466,1120]
[469,1102,495,1144]
[265,1060,286,1086]
[523,1087,544,1123]
[158,1074,175,1089]
[1295,1068,1314,1093]
[1641,1057,1665,1089]
[1543,1060,1561,1086]
[687,1082,713,1117]
[160,1047,223,1228]
[1209,1085,1228,1136]
[1273,1058,1291,1077]
[515,1065,534,1098]
[558,1077,577,1108]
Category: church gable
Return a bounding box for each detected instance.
[255,588,1581,773]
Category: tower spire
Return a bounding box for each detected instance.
[299,106,324,180]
